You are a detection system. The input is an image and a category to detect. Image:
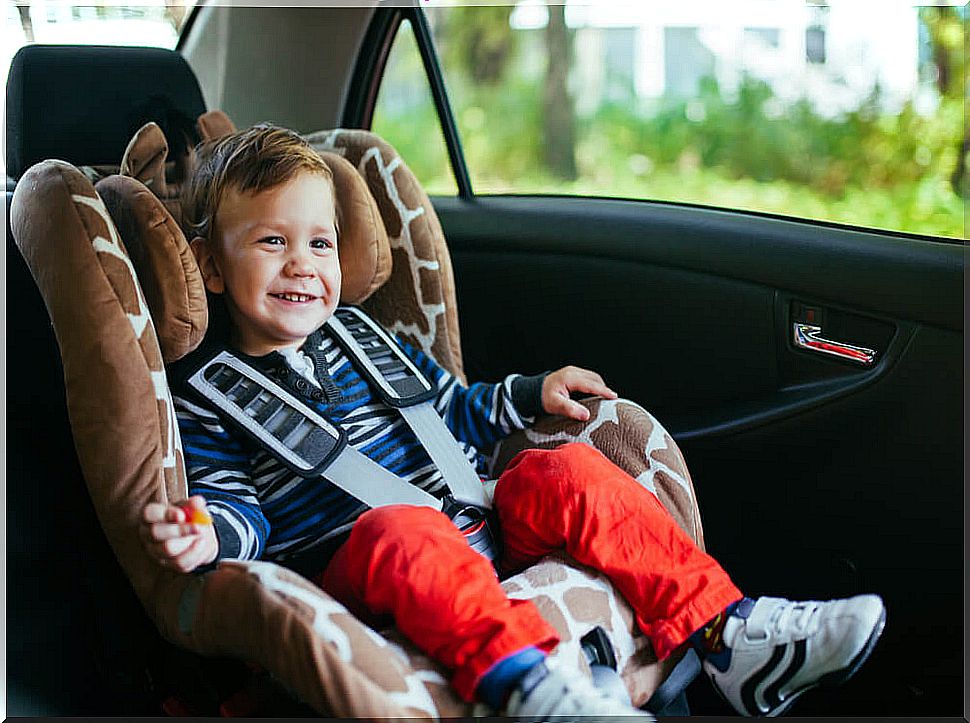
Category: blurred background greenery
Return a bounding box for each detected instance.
[374,4,966,240]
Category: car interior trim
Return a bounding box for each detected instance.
[434,196,963,332]
[792,323,878,366]
[341,6,402,130]
[405,7,473,200]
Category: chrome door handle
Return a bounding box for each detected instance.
[792,323,877,366]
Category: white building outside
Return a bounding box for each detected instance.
[511,0,929,117]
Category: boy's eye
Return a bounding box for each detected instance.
[310,238,334,250]
[258,236,285,246]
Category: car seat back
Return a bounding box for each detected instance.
[5,44,205,183]
[304,129,467,383]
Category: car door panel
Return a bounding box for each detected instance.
[449,248,778,419]
[435,197,962,328]
[433,194,963,714]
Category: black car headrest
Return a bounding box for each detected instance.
[5,44,207,180]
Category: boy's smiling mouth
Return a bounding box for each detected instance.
[271,292,318,303]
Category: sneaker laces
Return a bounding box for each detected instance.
[748,598,823,642]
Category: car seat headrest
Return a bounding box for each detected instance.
[119,110,235,222]
[321,149,394,306]
[5,44,206,180]
[96,174,209,363]
[96,117,392,361]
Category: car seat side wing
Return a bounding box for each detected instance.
[10,160,188,615]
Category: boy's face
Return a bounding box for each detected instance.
[194,171,341,356]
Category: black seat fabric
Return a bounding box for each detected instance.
[5,44,206,180]
[5,45,210,714]
[7,189,164,715]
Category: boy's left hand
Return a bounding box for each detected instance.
[542,366,618,421]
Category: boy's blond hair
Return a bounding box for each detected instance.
[183,123,334,242]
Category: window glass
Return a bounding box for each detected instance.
[4,1,198,89]
[371,18,458,196]
[417,1,965,239]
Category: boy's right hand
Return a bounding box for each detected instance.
[141,495,218,573]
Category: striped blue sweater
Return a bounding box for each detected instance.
[172,321,544,574]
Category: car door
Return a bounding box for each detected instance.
[353,6,965,716]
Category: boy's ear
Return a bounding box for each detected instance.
[190,236,225,295]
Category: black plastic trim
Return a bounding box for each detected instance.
[342,7,402,129]
[664,290,919,441]
[666,331,915,441]
[174,0,203,54]
[435,195,965,332]
[406,6,473,199]
[465,191,968,247]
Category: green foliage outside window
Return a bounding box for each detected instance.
[372,20,456,197]
[373,8,966,240]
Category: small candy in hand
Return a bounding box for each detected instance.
[178,503,212,525]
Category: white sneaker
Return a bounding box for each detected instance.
[705,595,886,717]
[504,660,655,720]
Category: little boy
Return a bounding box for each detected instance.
[141,124,885,718]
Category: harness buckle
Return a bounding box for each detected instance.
[442,495,501,564]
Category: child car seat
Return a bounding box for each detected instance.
[8,44,706,716]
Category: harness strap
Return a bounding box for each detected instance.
[327,307,436,407]
[397,403,490,508]
[323,442,442,509]
[186,350,441,510]
[328,312,490,509]
[187,351,344,476]
[185,306,490,513]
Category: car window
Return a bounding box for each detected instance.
[373,2,966,239]
[4,1,197,89]
[371,18,459,197]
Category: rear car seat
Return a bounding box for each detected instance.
[7,43,705,716]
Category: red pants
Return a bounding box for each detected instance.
[317,442,742,701]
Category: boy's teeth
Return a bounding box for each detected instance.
[277,293,311,302]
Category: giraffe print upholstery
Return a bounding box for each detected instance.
[305,129,468,385]
[490,396,705,548]
[10,124,708,716]
[301,128,707,708]
[9,160,195,636]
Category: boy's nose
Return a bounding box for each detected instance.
[285,252,315,277]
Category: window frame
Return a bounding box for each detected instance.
[346,7,473,199]
[174,0,204,52]
[351,6,966,245]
